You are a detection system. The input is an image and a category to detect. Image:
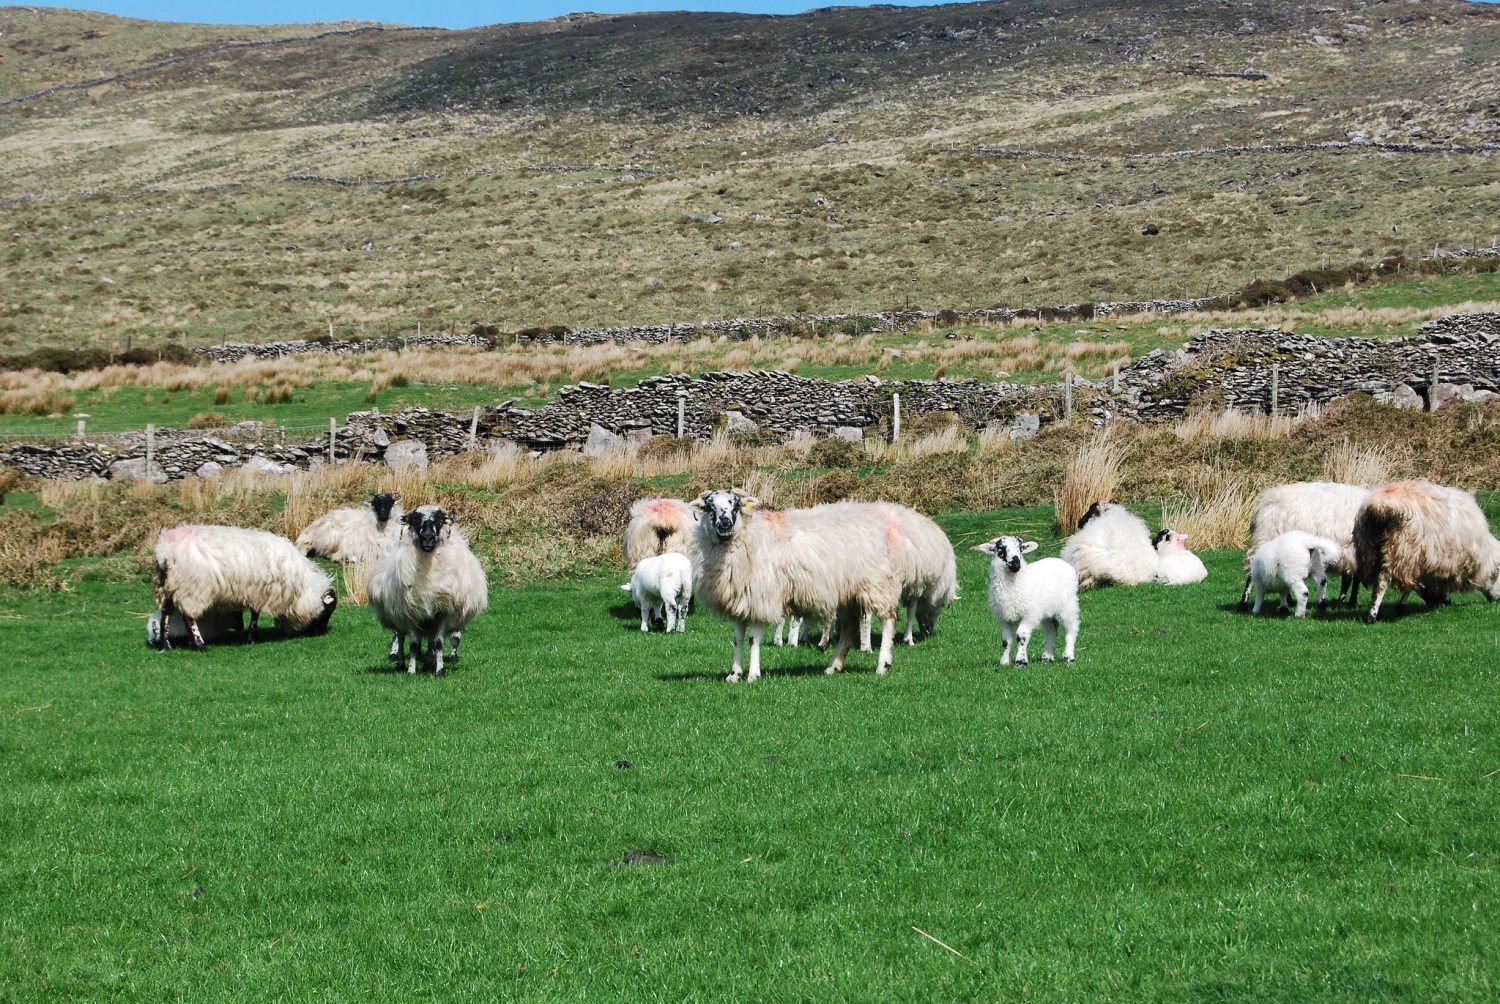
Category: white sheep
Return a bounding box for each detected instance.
[976,535,1079,666]
[366,505,489,675]
[623,497,695,569]
[689,489,905,682]
[1153,529,1208,585]
[620,551,693,633]
[1060,501,1160,588]
[296,492,403,564]
[1242,530,1342,617]
[1246,481,1370,605]
[1353,479,1500,623]
[152,524,337,650]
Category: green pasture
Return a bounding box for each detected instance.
[1,506,1495,1000]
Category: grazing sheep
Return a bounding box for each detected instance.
[367,505,488,675]
[620,552,693,633]
[977,535,1080,666]
[1352,479,1500,623]
[846,502,959,645]
[689,489,904,682]
[1061,501,1160,588]
[1242,530,1342,617]
[296,492,403,564]
[152,524,337,650]
[1153,529,1208,585]
[624,498,695,569]
[1246,481,1370,606]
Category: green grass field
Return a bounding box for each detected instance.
[2,506,1495,1000]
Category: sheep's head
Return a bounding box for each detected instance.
[1153,528,1187,551]
[370,492,397,523]
[403,505,452,553]
[1077,501,1110,530]
[974,535,1037,573]
[692,489,759,541]
[310,587,338,633]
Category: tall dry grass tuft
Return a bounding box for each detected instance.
[1160,480,1256,550]
[1054,433,1126,530]
[1322,438,1396,486]
[340,561,371,606]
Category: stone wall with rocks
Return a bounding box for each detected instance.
[8,313,1497,482]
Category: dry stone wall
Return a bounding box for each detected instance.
[8,313,1498,482]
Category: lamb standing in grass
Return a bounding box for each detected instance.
[1246,481,1370,606]
[624,498,695,569]
[689,489,904,682]
[620,552,693,633]
[977,535,1079,666]
[152,524,337,650]
[1061,501,1160,588]
[296,492,403,564]
[366,505,488,676]
[1352,479,1500,623]
[1242,530,1342,617]
[1153,529,1208,585]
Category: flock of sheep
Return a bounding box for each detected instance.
[143,471,1499,680]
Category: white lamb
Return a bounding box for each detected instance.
[152,524,337,650]
[623,498,695,569]
[977,535,1080,666]
[296,492,403,564]
[1242,530,1342,617]
[1246,481,1370,606]
[1153,529,1208,585]
[366,505,489,676]
[689,489,905,682]
[620,552,693,633]
[1061,501,1160,588]
[146,606,247,648]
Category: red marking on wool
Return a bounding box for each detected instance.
[764,511,785,526]
[884,517,906,549]
[647,500,677,518]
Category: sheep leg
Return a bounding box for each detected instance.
[675,604,688,633]
[746,624,766,682]
[448,631,462,663]
[184,613,207,652]
[817,621,833,651]
[1013,618,1035,666]
[1041,619,1058,662]
[826,606,857,675]
[902,602,916,646]
[406,630,422,674]
[788,618,801,646]
[156,597,175,651]
[388,632,403,666]
[247,610,260,644]
[1365,574,1391,624]
[1239,574,1253,611]
[1251,582,1264,616]
[727,621,746,683]
[772,620,785,646]
[875,615,896,676]
[999,622,1016,666]
[1292,581,1310,618]
[1060,610,1078,664]
[858,610,873,653]
[640,604,650,633]
[664,602,678,634]
[433,632,447,678]
[1312,568,1329,611]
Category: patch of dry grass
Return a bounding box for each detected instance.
[1053,432,1126,531]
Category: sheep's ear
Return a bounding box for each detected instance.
[689,496,707,511]
[972,539,998,555]
[1019,540,1039,554]
[741,496,762,511]
[619,583,631,591]
[447,512,461,525]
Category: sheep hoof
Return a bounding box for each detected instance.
[435,667,445,678]
[1015,657,1028,667]
[876,664,890,676]
[1064,656,1075,664]
[725,672,742,683]
[824,665,842,675]
[1364,612,1378,625]
[1042,654,1054,663]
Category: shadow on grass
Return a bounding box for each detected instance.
[657,656,862,683]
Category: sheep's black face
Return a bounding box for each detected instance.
[1152,528,1172,547]
[698,490,743,541]
[405,507,448,553]
[1078,502,1104,530]
[983,535,1027,573]
[371,493,396,523]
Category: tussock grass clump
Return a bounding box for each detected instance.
[0,387,75,416]
[1160,479,1257,550]
[1053,432,1126,531]
[1322,438,1397,486]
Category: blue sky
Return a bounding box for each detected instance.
[28,1,962,31]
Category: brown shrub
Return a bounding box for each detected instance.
[186,412,228,429]
[808,435,861,470]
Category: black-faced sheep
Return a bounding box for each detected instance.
[296,492,403,564]
[689,489,905,682]
[1353,479,1500,623]
[152,524,337,650]
[366,505,489,675]
[1060,501,1160,588]
[977,535,1080,666]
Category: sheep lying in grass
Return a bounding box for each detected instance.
[1242,530,1342,617]
[1061,501,1159,588]
[620,552,693,633]
[152,524,337,650]
[366,505,488,675]
[624,498,695,569]
[690,489,904,682]
[1352,479,1500,623]
[1247,481,1369,606]
[977,535,1079,666]
[1153,529,1208,585]
[297,492,403,564]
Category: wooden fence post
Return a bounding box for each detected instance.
[892,392,901,442]
[329,417,337,464]
[468,406,480,451]
[1430,357,1440,412]
[676,391,687,439]
[1270,362,1280,416]
[76,419,85,441]
[1062,373,1073,423]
